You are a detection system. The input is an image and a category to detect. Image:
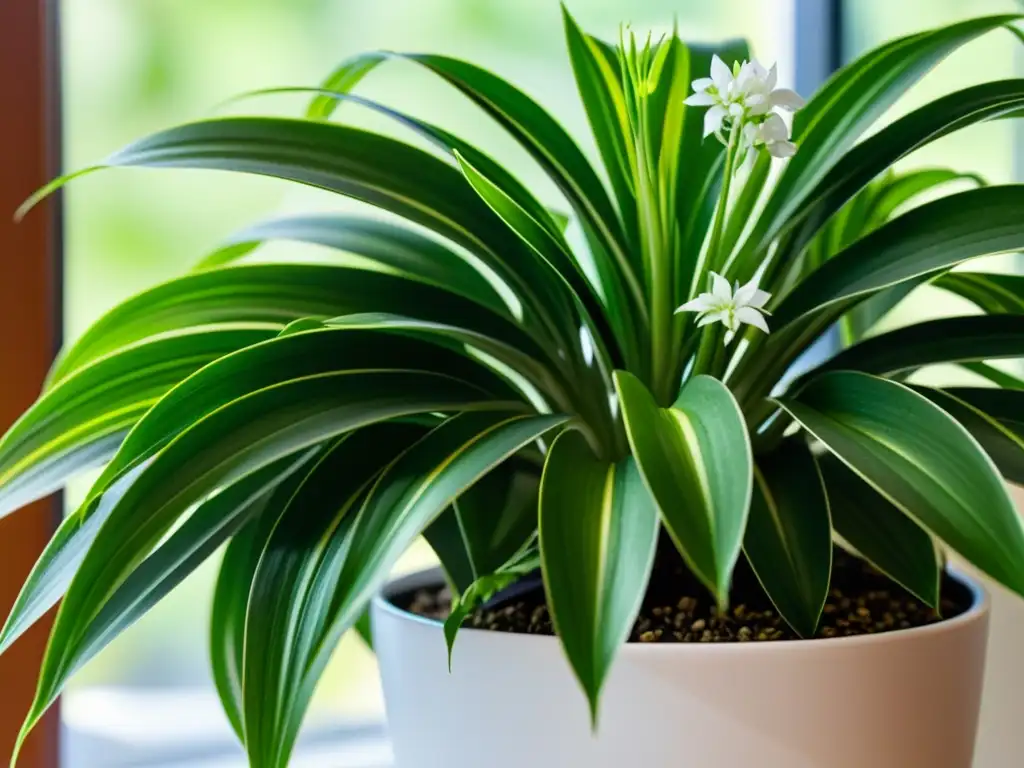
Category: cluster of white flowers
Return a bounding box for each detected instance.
[676,272,771,346]
[684,55,804,159]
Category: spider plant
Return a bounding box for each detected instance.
[5,7,1024,767]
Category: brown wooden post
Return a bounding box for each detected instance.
[0,0,62,765]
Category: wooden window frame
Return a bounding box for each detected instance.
[0,0,62,765]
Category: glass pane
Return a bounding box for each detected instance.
[842,0,1023,361]
[61,1,791,764]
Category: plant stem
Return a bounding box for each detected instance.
[691,126,740,377]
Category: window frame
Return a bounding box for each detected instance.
[0,0,62,765]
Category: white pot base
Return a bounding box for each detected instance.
[373,568,990,768]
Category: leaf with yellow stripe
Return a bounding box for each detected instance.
[614,371,752,605]
[538,428,658,726]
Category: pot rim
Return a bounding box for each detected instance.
[373,565,990,654]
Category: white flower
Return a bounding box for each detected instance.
[743,113,798,159]
[734,59,805,116]
[675,271,771,345]
[684,54,805,144]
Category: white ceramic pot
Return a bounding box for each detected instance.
[373,568,990,768]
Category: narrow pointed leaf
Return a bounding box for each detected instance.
[562,9,636,245]
[71,451,319,686]
[759,14,1022,243]
[960,361,1024,390]
[944,387,1024,437]
[936,270,1024,314]
[778,371,1024,597]
[744,441,832,637]
[425,461,539,593]
[817,454,940,607]
[0,326,273,519]
[306,51,388,119]
[773,186,1024,329]
[17,369,512,738]
[788,79,1021,253]
[614,371,752,603]
[915,386,1024,486]
[0,461,148,657]
[813,315,1024,376]
[196,214,508,314]
[538,428,658,725]
[50,264,544,386]
[243,412,566,767]
[444,548,540,668]
[454,150,627,369]
[87,328,519,500]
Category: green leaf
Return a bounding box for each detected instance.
[196,214,508,314]
[744,440,832,637]
[425,461,539,593]
[944,387,1024,437]
[778,371,1024,597]
[817,453,940,607]
[453,150,626,370]
[561,10,636,246]
[323,312,569,408]
[306,51,388,119]
[232,86,580,330]
[760,14,1022,243]
[444,547,540,669]
[936,270,1024,313]
[89,329,519,502]
[0,326,273,519]
[243,412,566,767]
[25,117,569,351]
[16,365,515,741]
[960,361,1024,390]
[396,52,646,325]
[0,462,147,657]
[71,451,319,707]
[773,186,1024,329]
[211,505,276,741]
[614,371,752,604]
[813,316,1024,376]
[786,78,1018,255]
[288,53,642,315]
[538,428,658,726]
[51,263,545,387]
[914,386,1024,486]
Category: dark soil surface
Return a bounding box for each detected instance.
[404,540,971,643]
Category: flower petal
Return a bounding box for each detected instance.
[733,278,771,308]
[697,312,721,327]
[761,113,790,142]
[736,306,770,334]
[766,63,778,91]
[692,77,715,91]
[684,92,716,107]
[710,55,732,88]
[703,105,726,138]
[675,294,716,314]
[770,88,806,111]
[768,140,798,159]
[710,272,732,301]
